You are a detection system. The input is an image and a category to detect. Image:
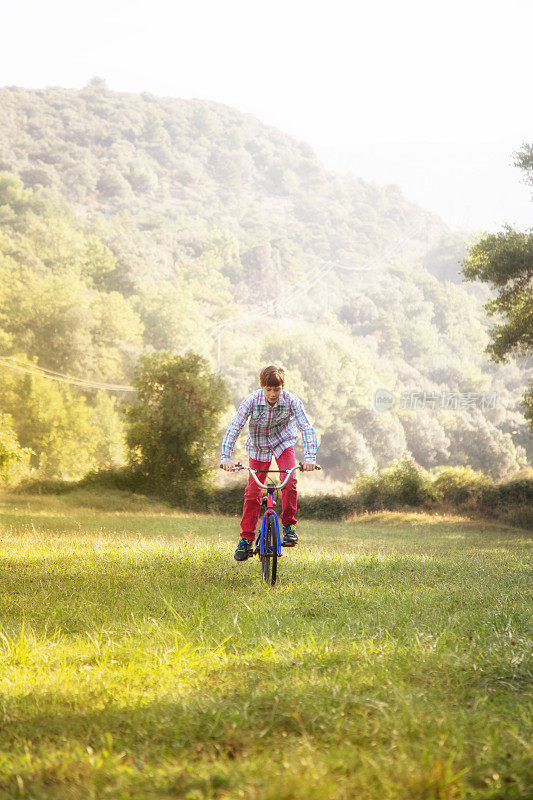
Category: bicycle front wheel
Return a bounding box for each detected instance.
[261,514,278,587]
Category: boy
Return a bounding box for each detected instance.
[220,364,318,561]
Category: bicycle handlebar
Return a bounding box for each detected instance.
[223,461,321,490]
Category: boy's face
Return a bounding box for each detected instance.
[262,384,282,406]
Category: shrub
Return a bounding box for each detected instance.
[354,456,438,510]
[15,478,76,495]
[298,493,362,520]
[78,466,149,493]
[432,466,492,506]
[201,485,361,520]
[480,478,533,512]
[207,484,247,516]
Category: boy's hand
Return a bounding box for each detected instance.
[302,461,316,472]
[220,461,234,471]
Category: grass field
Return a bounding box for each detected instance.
[0,488,531,799]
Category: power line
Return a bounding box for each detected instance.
[5,356,122,385]
[0,357,134,392]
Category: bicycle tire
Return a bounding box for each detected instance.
[261,514,278,586]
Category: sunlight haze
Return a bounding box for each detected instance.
[2,0,532,230]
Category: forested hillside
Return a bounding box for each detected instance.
[0,80,530,481]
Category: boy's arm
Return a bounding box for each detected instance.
[292,397,318,464]
[220,395,253,463]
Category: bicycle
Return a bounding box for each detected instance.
[227,461,321,586]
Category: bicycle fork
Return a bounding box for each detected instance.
[254,488,282,557]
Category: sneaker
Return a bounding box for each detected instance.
[282,524,298,547]
[234,537,254,561]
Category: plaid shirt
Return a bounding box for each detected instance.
[220,389,318,463]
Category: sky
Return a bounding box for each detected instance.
[2,0,532,231]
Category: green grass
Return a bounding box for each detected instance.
[0,488,531,799]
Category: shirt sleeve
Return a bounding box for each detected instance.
[292,397,318,462]
[220,395,253,462]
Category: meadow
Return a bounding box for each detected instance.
[0,488,531,799]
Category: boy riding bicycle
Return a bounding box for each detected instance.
[220,365,318,561]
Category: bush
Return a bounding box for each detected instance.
[11,461,533,530]
[207,484,247,516]
[298,493,362,520]
[474,477,533,529]
[14,478,75,495]
[14,466,149,496]
[432,466,492,506]
[78,466,149,493]
[480,478,533,511]
[199,485,361,520]
[493,478,533,506]
[353,456,438,510]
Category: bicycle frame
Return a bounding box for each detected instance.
[257,481,282,558]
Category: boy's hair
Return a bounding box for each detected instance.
[260,364,285,387]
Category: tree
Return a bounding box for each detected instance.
[463,228,533,358]
[462,145,533,431]
[351,406,408,469]
[402,411,450,467]
[320,422,375,480]
[89,392,127,469]
[462,226,533,428]
[514,143,533,193]
[447,409,526,480]
[123,352,228,499]
[0,413,31,484]
[0,367,122,480]
[0,173,143,380]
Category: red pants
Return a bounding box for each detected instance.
[241,446,297,540]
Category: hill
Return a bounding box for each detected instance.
[0,79,447,271]
[0,80,530,480]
